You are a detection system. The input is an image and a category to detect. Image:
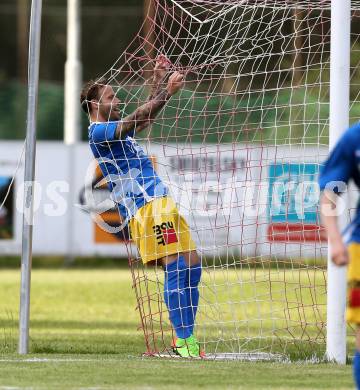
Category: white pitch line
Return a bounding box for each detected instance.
[0,387,107,390]
[0,387,33,390]
[0,358,120,363]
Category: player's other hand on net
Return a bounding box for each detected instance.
[166,72,184,96]
[331,239,349,266]
[154,54,171,82]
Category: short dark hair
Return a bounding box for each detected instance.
[80,77,108,114]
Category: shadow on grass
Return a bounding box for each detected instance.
[0,336,145,355]
[0,256,130,269]
[0,319,137,331]
[0,317,145,355]
[29,335,144,355]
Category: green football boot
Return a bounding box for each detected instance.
[173,335,200,358]
[191,335,206,358]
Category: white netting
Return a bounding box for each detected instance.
[87,0,360,360]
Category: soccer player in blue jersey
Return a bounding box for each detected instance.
[80,56,202,358]
[319,122,360,388]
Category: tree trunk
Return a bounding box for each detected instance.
[143,0,155,80]
[293,8,303,87]
[17,0,29,83]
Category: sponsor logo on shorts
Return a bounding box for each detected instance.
[152,221,178,246]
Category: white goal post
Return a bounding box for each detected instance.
[18,0,43,355]
[326,0,350,364]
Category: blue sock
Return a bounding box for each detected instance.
[184,263,202,335]
[163,256,191,339]
[354,350,360,389]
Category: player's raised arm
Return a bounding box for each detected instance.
[147,55,171,101]
[115,71,184,139]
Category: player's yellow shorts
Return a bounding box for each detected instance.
[347,243,360,324]
[128,197,197,264]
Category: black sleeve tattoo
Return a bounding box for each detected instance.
[147,77,165,102]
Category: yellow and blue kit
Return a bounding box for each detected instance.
[88,121,196,263]
[88,120,200,341]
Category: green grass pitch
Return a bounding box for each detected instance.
[0,268,353,389]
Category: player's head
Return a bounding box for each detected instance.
[80,78,121,121]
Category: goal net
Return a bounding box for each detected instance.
[91,0,360,360]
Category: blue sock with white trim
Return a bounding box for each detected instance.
[163,256,191,339]
[184,263,201,335]
[354,350,360,389]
